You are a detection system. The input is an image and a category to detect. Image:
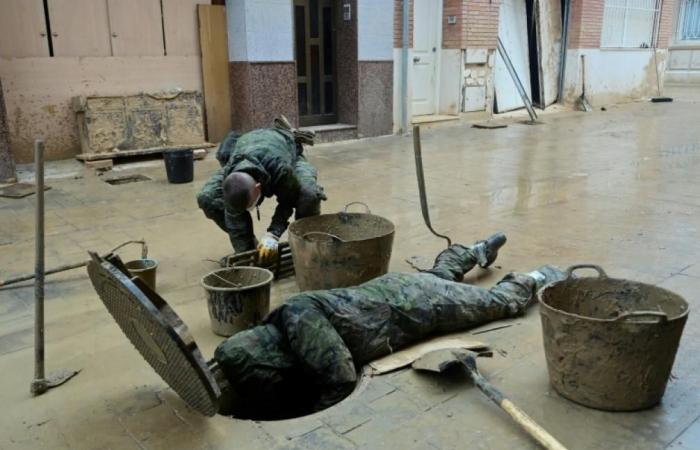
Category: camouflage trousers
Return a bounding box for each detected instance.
[214,242,548,417]
[196,156,322,252]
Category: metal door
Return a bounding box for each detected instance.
[295,0,336,126]
[494,0,532,112]
[411,0,441,116]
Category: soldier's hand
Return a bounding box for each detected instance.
[257,232,280,264]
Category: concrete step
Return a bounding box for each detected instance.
[301,123,358,144]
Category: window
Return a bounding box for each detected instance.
[678,0,700,41]
[601,0,660,48]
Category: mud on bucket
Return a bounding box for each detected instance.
[538,264,689,411]
[201,267,273,337]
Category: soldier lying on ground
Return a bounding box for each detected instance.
[196,116,326,263]
[213,232,566,419]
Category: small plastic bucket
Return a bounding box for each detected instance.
[201,267,273,337]
[163,149,194,184]
[125,258,159,291]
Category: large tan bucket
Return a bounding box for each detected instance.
[201,267,273,337]
[539,264,689,411]
[288,203,395,291]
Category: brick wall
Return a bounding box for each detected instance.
[394,0,414,48]
[442,0,467,49]
[657,0,676,49]
[465,0,501,49]
[568,0,604,49]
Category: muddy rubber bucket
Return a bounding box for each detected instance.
[538,264,689,411]
[288,202,395,291]
[163,149,194,184]
[201,267,273,337]
[125,258,159,291]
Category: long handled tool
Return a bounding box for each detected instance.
[1,239,148,288]
[412,126,452,247]
[30,140,80,395]
[413,348,568,450]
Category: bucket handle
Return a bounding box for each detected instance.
[565,264,608,279]
[303,231,345,243]
[614,311,668,323]
[343,202,371,214]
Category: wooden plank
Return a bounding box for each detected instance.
[47,0,111,56]
[0,0,49,57]
[198,4,232,143]
[75,143,214,162]
[107,0,165,56]
[163,0,210,56]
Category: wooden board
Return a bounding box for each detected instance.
[0,0,49,57]
[198,4,232,143]
[47,0,111,56]
[369,333,488,374]
[163,0,209,56]
[107,0,165,56]
[75,143,214,162]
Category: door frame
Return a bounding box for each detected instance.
[411,0,443,117]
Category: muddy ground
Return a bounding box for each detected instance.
[1,88,700,449]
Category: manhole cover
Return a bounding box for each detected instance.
[104,174,152,185]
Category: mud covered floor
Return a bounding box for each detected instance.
[2,88,700,449]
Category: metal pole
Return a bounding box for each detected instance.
[31,140,46,395]
[29,140,80,396]
[496,37,538,122]
[557,0,571,104]
[401,0,409,134]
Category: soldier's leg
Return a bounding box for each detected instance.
[429,267,565,334]
[426,232,507,281]
[196,170,227,232]
[224,209,257,253]
[294,156,325,219]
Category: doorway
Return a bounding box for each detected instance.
[411,0,442,117]
[494,0,561,112]
[294,0,337,126]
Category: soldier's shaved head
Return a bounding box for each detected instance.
[223,172,258,211]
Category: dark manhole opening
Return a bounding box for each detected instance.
[104,174,152,185]
[219,370,365,421]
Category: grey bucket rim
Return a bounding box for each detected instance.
[125,258,159,272]
[537,270,690,324]
[201,266,274,292]
[289,212,395,243]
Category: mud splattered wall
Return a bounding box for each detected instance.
[0,0,210,163]
[0,78,15,181]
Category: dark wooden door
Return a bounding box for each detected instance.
[294,0,336,126]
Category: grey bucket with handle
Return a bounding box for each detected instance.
[538,264,689,411]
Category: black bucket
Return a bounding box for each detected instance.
[163,149,194,184]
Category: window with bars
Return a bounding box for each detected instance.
[678,0,700,41]
[601,0,660,48]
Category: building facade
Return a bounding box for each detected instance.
[667,0,700,84]
[0,0,683,162]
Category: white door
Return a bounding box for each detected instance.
[412,0,441,116]
[537,0,562,106]
[494,0,531,112]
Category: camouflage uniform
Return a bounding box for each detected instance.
[214,241,565,418]
[196,128,325,252]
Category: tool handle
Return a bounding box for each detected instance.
[500,399,568,450]
[471,372,567,450]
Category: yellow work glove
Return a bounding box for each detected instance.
[257,232,279,265]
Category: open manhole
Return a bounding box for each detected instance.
[87,253,365,421]
[104,174,152,185]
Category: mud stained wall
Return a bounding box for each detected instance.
[0,77,15,181]
[561,49,667,106]
[0,56,203,163]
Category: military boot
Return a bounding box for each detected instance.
[472,232,507,268]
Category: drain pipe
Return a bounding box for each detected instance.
[401,0,409,134]
[30,140,46,395]
[557,0,571,104]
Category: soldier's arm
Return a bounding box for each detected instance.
[267,165,301,237]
